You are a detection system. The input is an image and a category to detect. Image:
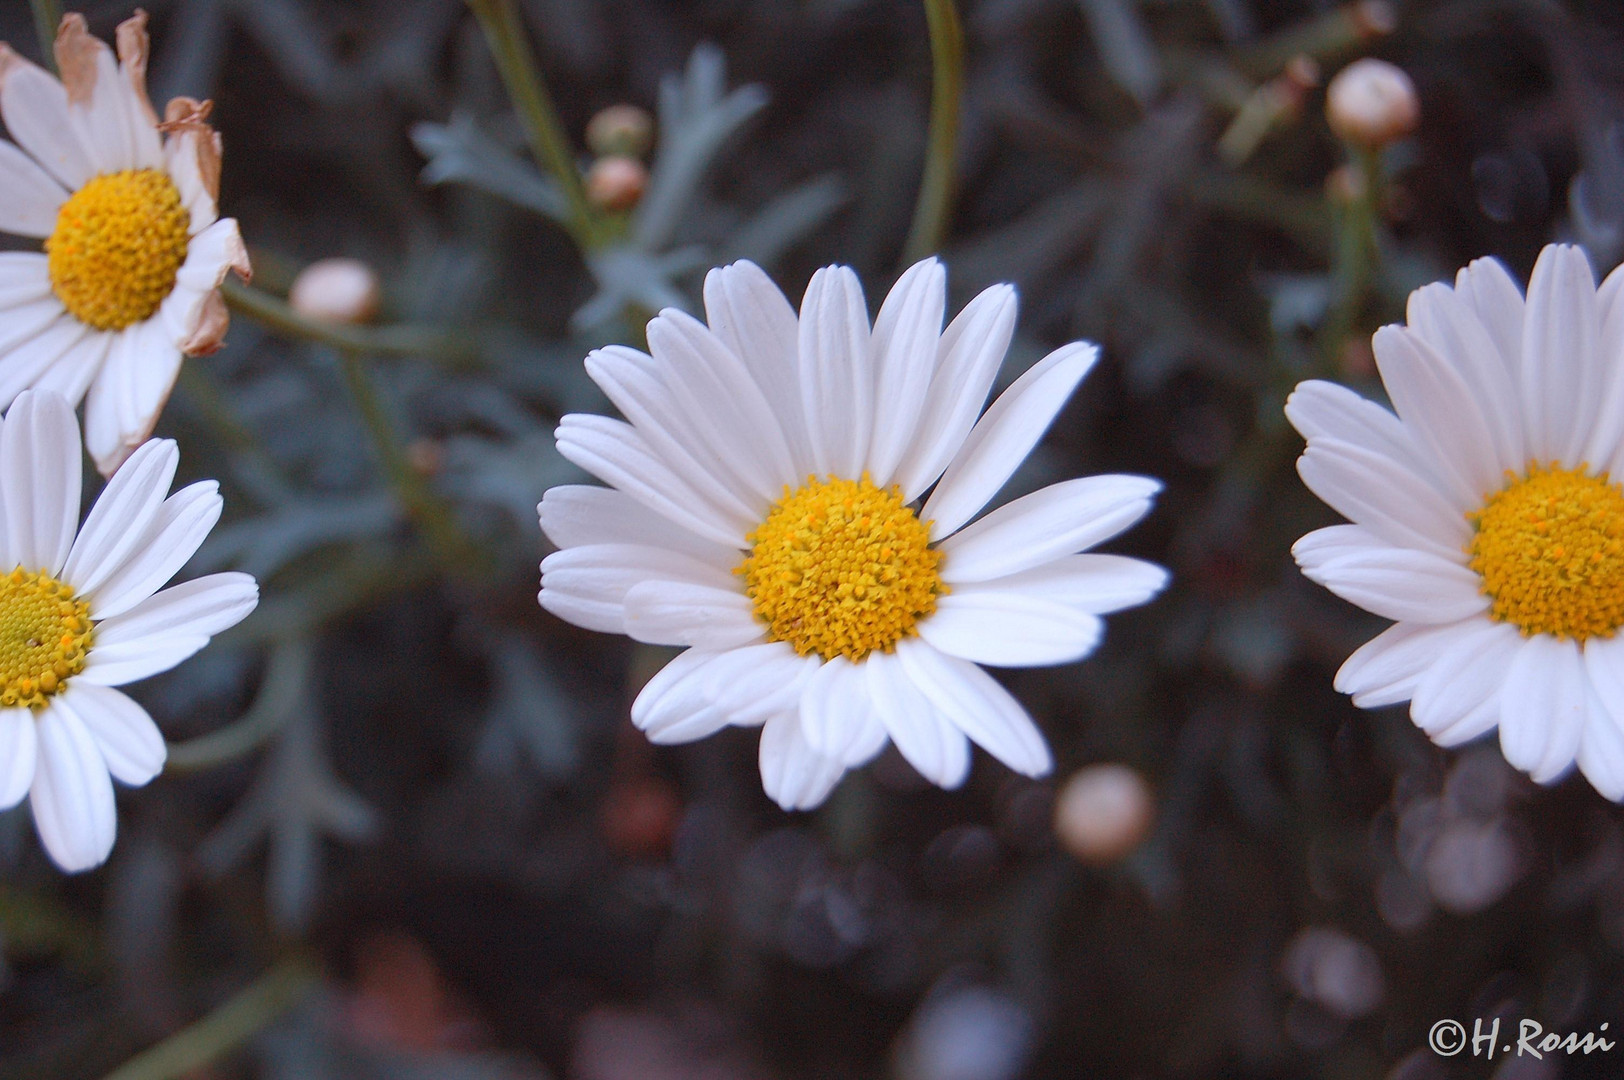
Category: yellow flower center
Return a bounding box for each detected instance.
[46,169,191,332]
[737,474,945,661]
[1467,463,1624,640]
[0,566,93,710]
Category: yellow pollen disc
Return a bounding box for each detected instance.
[1467,463,1624,640]
[0,565,93,710]
[46,169,191,332]
[737,474,945,662]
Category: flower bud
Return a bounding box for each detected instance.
[586,155,649,212]
[585,104,654,159]
[288,257,381,324]
[1326,58,1419,149]
[1053,763,1155,865]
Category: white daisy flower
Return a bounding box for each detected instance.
[0,12,251,476]
[539,258,1166,809]
[0,389,258,871]
[1289,243,1624,800]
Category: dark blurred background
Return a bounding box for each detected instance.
[3,0,1624,1078]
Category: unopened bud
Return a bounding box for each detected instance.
[288,257,381,324]
[1326,58,1419,149]
[585,104,654,159]
[1053,763,1155,865]
[586,155,648,212]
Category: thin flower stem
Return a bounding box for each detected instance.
[902,0,965,266]
[337,349,485,574]
[101,953,320,1080]
[464,0,599,248]
[221,279,483,369]
[1317,146,1381,369]
[28,0,60,70]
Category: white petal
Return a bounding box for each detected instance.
[893,284,1018,501]
[1333,620,1462,708]
[0,388,81,575]
[1284,380,1452,498]
[65,36,138,175]
[80,634,208,686]
[164,127,219,236]
[0,707,36,808]
[1403,283,1525,477]
[0,56,96,188]
[798,266,873,480]
[1408,617,1520,746]
[702,261,812,473]
[83,480,222,619]
[0,138,67,236]
[1452,256,1525,377]
[0,252,52,308]
[82,315,182,475]
[31,328,111,406]
[1580,636,1624,800]
[622,579,765,650]
[919,592,1103,667]
[924,342,1098,539]
[1296,439,1472,558]
[629,649,732,745]
[939,475,1160,583]
[28,701,115,872]
[644,310,798,498]
[865,258,946,486]
[695,641,817,727]
[174,218,247,293]
[1498,634,1585,783]
[799,656,876,759]
[1520,244,1599,464]
[1292,524,1487,624]
[894,637,1052,776]
[585,343,775,512]
[947,554,1166,615]
[539,543,739,634]
[91,572,257,649]
[865,647,969,788]
[0,313,92,407]
[758,711,845,811]
[555,413,751,547]
[1371,325,1510,506]
[55,683,164,786]
[630,646,817,740]
[538,484,736,565]
[61,438,178,594]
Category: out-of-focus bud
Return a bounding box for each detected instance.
[1326,58,1419,150]
[600,774,681,858]
[1052,763,1155,865]
[586,155,649,213]
[585,104,654,159]
[1282,927,1385,1020]
[1353,0,1398,38]
[406,438,443,477]
[288,257,381,324]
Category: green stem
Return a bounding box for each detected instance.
[902,0,965,265]
[465,0,598,248]
[1316,146,1381,370]
[28,0,60,71]
[337,349,484,573]
[101,954,320,1080]
[221,279,482,369]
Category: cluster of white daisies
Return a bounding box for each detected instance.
[2,13,1623,876]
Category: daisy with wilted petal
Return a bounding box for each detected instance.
[0,389,257,871]
[539,258,1166,810]
[0,11,250,475]
[1290,243,1624,800]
